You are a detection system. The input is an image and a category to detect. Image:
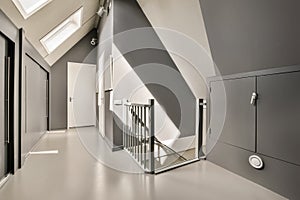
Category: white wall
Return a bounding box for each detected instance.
[112,43,195,152]
[102,0,212,152]
[137,0,215,98]
[97,2,114,138]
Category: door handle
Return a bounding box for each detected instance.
[69,97,75,102]
[250,92,258,105]
[5,56,11,144]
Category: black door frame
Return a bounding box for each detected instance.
[1,31,15,175]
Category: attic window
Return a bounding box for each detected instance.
[12,0,52,19]
[40,7,83,54]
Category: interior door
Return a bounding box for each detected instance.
[0,34,8,180]
[0,34,13,180]
[24,56,49,155]
[68,62,96,128]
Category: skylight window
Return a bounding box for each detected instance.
[12,0,52,19]
[40,7,83,54]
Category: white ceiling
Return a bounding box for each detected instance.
[0,0,103,66]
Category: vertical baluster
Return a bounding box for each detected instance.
[136,106,140,162]
[149,99,155,173]
[141,106,144,167]
[124,105,127,150]
[140,106,143,164]
[126,106,128,150]
[123,106,125,150]
[123,105,126,150]
[134,106,138,159]
[129,106,130,151]
[129,106,134,154]
[144,106,147,169]
[130,106,132,152]
[140,106,142,164]
[136,106,139,160]
[134,106,136,157]
[139,106,142,163]
[127,106,132,152]
[132,106,134,154]
[127,106,129,150]
[133,106,135,156]
[128,106,130,150]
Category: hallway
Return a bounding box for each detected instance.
[0,129,286,200]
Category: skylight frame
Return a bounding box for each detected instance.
[40,7,83,54]
[12,0,52,19]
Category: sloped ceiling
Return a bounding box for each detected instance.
[0,0,104,66]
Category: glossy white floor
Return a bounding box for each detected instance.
[0,128,286,200]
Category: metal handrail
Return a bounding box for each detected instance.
[123,99,155,173]
[124,102,152,107]
[123,98,206,174]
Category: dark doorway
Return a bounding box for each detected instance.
[0,32,15,180]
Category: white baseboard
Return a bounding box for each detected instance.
[0,174,11,189]
[47,129,66,134]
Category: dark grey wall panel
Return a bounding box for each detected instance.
[208,67,300,199]
[113,114,123,147]
[104,90,113,145]
[208,142,300,200]
[113,0,195,137]
[21,37,50,165]
[199,0,300,75]
[51,30,97,130]
[0,35,7,179]
[23,55,48,156]
[257,72,300,166]
[40,70,48,132]
[0,10,21,171]
[104,90,123,149]
[210,78,256,151]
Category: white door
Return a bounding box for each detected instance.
[68,62,96,128]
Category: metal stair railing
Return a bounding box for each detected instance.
[123,99,155,173]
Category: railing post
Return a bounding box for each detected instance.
[123,99,126,150]
[198,99,206,158]
[131,106,133,154]
[137,106,140,162]
[148,99,155,173]
[122,99,155,173]
[139,106,142,164]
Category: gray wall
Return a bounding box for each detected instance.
[0,9,21,171]
[51,29,97,130]
[202,1,300,198]
[113,0,196,137]
[96,1,119,148]
[199,0,300,75]
[208,67,300,199]
[21,38,50,165]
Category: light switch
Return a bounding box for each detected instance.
[114,99,122,105]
